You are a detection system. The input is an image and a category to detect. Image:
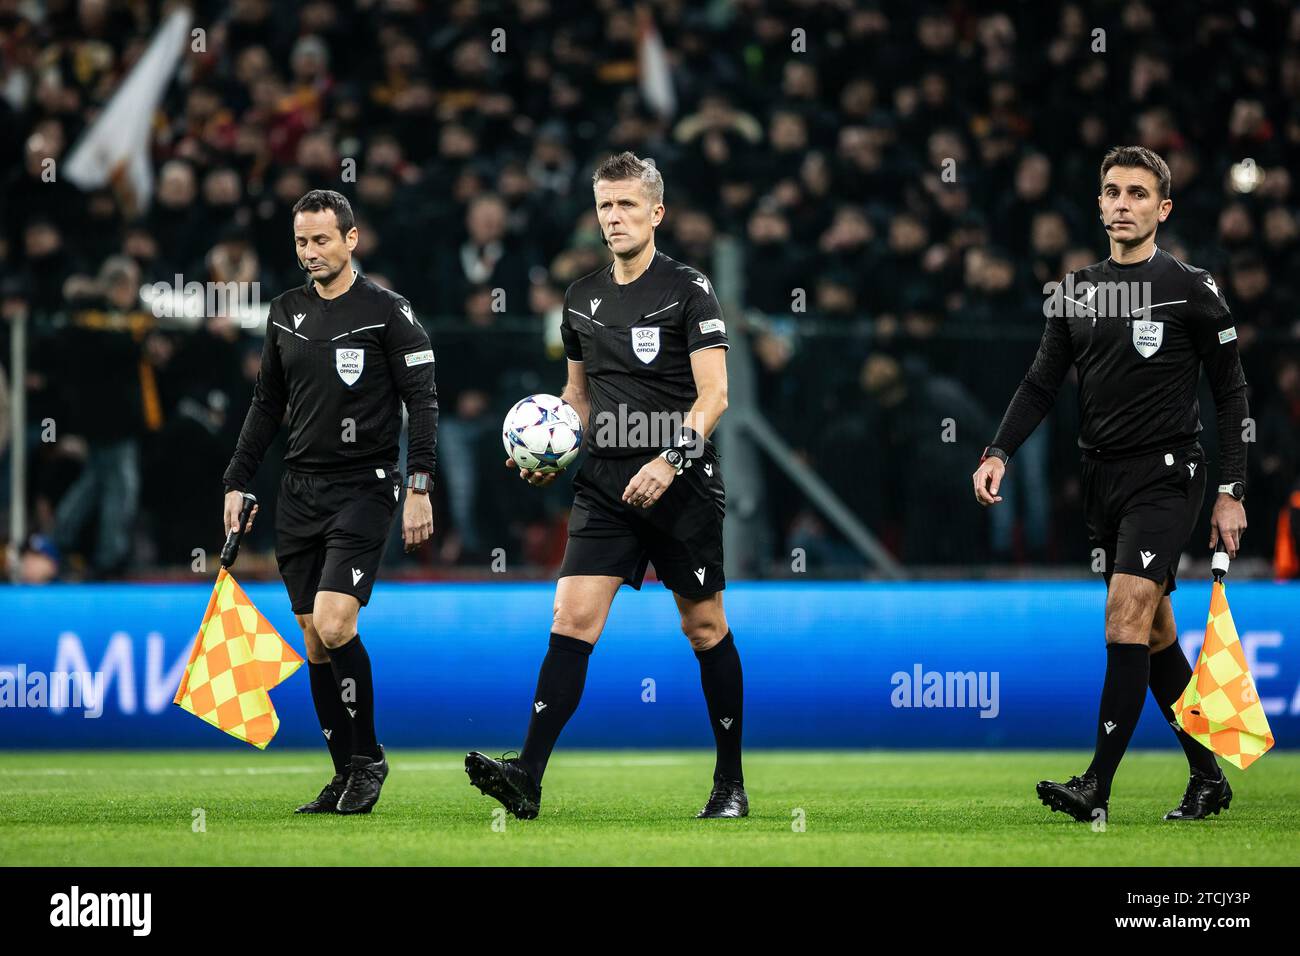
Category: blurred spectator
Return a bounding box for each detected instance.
[49,256,156,577]
[860,353,995,564]
[17,534,61,585]
[433,194,533,317]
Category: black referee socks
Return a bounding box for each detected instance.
[328,634,382,761]
[519,633,593,783]
[1086,642,1150,797]
[695,630,744,784]
[1149,642,1221,777]
[308,661,353,775]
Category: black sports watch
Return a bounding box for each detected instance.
[1217,481,1245,501]
[658,448,685,475]
[981,446,1009,465]
[405,471,431,495]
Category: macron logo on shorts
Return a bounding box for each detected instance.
[694,567,706,585]
[352,568,364,585]
[1139,551,1156,568]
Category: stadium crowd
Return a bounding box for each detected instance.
[2,0,1299,580]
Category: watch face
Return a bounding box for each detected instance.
[665,450,683,467]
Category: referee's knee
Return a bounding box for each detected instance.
[311,612,356,651]
[296,615,330,664]
[551,608,601,644]
[682,619,724,651]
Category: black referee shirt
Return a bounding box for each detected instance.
[223,272,438,491]
[991,247,1248,484]
[560,250,728,458]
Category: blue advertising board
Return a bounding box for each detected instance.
[0,581,1295,750]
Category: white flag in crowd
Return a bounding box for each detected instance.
[638,7,676,120]
[64,7,192,213]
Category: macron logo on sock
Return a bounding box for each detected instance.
[534,701,547,714]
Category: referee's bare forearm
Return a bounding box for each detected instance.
[683,344,729,440]
[560,376,590,431]
[683,384,727,440]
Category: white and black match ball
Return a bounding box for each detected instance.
[502,393,583,473]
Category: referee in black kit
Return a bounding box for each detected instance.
[222,190,438,814]
[465,152,746,819]
[973,147,1248,823]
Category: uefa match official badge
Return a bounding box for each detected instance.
[336,348,364,385]
[1132,320,1164,358]
[632,326,660,363]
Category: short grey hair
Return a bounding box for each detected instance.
[592,151,664,205]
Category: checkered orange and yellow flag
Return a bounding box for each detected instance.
[173,568,303,748]
[1172,580,1275,770]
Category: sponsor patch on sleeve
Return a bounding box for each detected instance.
[1218,327,1237,344]
[698,319,726,336]
[404,349,435,366]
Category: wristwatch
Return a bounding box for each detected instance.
[659,448,686,475]
[981,446,1009,465]
[405,471,431,495]
[1217,481,1245,501]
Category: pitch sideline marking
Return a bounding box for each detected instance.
[0,752,907,779]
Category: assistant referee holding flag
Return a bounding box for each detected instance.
[222,189,437,814]
[973,147,1248,823]
[465,152,746,819]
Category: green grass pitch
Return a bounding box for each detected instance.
[1,750,1297,866]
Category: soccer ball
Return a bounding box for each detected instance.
[502,393,583,473]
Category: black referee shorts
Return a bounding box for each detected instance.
[275,465,402,615]
[1081,442,1207,595]
[558,446,726,600]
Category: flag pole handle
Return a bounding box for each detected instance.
[1212,540,1230,583]
[221,493,258,569]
